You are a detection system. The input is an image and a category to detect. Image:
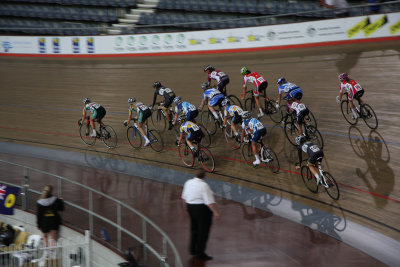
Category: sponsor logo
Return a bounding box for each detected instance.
[53,38,60,53]
[227,36,243,43]
[164,34,172,44]
[151,35,160,45]
[139,36,148,45]
[307,26,317,37]
[2,41,12,52]
[208,37,223,44]
[115,36,123,46]
[72,38,80,53]
[364,15,387,37]
[189,38,205,45]
[176,33,185,44]
[38,38,46,53]
[347,17,370,38]
[266,30,276,41]
[389,20,400,35]
[87,37,94,53]
[127,36,135,46]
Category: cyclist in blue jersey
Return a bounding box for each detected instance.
[80,98,106,137]
[241,117,267,166]
[123,97,152,146]
[198,82,226,122]
[276,77,303,108]
[172,97,199,125]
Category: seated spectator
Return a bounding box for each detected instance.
[319,0,350,17]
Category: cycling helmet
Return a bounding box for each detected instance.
[177,114,186,123]
[338,73,348,81]
[240,67,250,75]
[295,135,306,145]
[128,97,136,104]
[241,111,250,118]
[83,97,90,104]
[276,77,286,85]
[204,65,214,72]
[201,82,209,90]
[221,98,230,107]
[153,81,162,89]
[173,96,182,104]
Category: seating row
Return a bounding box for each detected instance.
[4,0,136,8]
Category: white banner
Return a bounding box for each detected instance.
[1,13,400,55]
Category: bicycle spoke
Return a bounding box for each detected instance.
[323,172,340,200]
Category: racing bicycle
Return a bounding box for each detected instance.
[178,141,215,172]
[241,130,280,173]
[284,111,323,148]
[340,92,378,129]
[244,90,281,123]
[78,116,118,148]
[126,118,164,152]
[150,102,176,133]
[300,159,340,200]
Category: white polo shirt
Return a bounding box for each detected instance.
[181,178,216,205]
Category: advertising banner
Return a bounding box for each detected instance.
[0,184,19,215]
[1,12,399,56]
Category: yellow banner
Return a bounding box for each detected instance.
[364,15,388,37]
[347,17,370,38]
[389,20,400,35]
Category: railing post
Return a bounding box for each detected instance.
[57,177,62,199]
[117,202,121,251]
[161,236,167,267]
[21,167,29,210]
[142,219,148,265]
[85,230,91,267]
[89,191,93,236]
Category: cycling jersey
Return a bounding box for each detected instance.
[242,118,266,143]
[224,105,244,117]
[243,72,268,97]
[340,80,364,101]
[175,102,197,115]
[278,82,303,100]
[288,101,307,115]
[207,70,228,84]
[151,86,176,107]
[84,102,106,120]
[129,102,151,123]
[297,141,324,165]
[202,88,225,106]
[180,121,203,141]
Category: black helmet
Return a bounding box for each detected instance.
[204,65,214,72]
[153,81,162,89]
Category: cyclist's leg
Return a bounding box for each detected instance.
[186,133,198,155]
[296,109,308,136]
[89,113,97,137]
[308,154,323,183]
[251,129,264,165]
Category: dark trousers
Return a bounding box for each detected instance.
[187,204,213,256]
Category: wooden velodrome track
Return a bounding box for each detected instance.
[0,40,399,265]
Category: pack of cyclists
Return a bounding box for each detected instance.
[80,68,366,178]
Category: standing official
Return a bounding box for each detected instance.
[181,171,220,261]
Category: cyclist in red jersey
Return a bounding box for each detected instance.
[336,73,365,120]
[239,67,269,118]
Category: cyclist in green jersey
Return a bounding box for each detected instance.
[80,98,106,137]
[124,97,152,146]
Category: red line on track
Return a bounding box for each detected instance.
[1,36,399,58]
[1,125,399,203]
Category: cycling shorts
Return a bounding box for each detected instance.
[253,81,268,97]
[209,94,225,107]
[186,110,199,122]
[232,112,242,124]
[138,109,152,124]
[297,108,309,124]
[217,76,230,95]
[308,151,324,165]
[187,129,203,143]
[352,90,364,101]
[92,106,106,121]
[163,94,176,108]
[251,127,267,143]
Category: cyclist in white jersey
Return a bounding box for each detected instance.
[123,97,152,146]
[241,117,267,166]
[80,98,106,137]
[221,99,247,140]
[203,65,230,95]
[286,94,309,136]
[177,115,203,156]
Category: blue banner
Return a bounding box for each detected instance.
[0,185,19,215]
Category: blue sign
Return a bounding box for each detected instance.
[38,38,46,53]
[87,37,94,53]
[0,185,19,215]
[53,38,60,53]
[72,38,80,54]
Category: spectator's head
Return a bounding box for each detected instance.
[196,170,206,179]
[40,185,53,199]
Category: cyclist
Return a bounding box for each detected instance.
[222,99,247,141]
[151,81,176,130]
[177,115,203,157]
[240,117,267,166]
[203,65,230,95]
[198,82,226,123]
[336,73,365,120]
[276,77,303,108]
[172,97,199,125]
[80,98,106,138]
[123,97,152,146]
[286,94,309,136]
[295,135,324,185]
[239,67,269,118]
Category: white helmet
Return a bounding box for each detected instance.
[128,97,136,104]
[241,111,250,118]
[83,98,90,104]
[173,96,182,104]
[295,135,306,145]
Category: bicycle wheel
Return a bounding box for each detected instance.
[266,100,281,123]
[283,121,298,146]
[201,111,217,135]
[323,171,340,200]
[127,126,142,149]
[150,110,167,132]
[102,125,118,148]
[301,165,318,193]
[305,110,317,129]
[198,124,212,148]
[224,125,240,150]
[341,100,357,125]
[306,125,324,149]
[227,94,242,109]
[148,129,164,152]
[178,144,194,167]
[79,124,96,146]
[360,104,378,129]
[262,147,280,173]
[244,97,257,117]
[199,146,215,172]
[241,143,254,166]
